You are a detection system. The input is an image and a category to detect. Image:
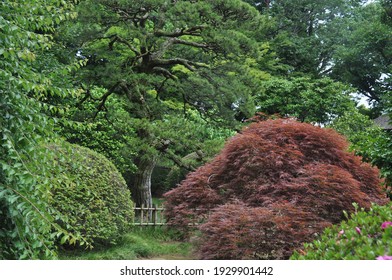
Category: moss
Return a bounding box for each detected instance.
[47,142,134,247]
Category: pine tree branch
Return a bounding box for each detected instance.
[107,34,140,55]
[154,25,206,37]
[152,58,208,71]
[171,38,209,48]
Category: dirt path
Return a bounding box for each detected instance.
[142,254,195,260]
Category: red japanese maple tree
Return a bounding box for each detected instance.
[164,118,388,259]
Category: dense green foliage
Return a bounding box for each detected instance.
[46,142,134,247]
[0,0,82,259]
[59,87,139,175]
[291,203,392,260]
[265,0,366,76]
[59,86,234,181]
[331,110,392,197]
[329,2,392,109]
[255,76,355,124]
[354,131,392,191]
[330,109,383,146]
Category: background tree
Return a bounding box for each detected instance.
[242,0,364,124]
[330,109,392,198]
[59,86,234,200]
[254,75,355,124]
[258,0,366,76]
[58,0,275,208]
[324,1,392,198]
[329,1,392,110]
[330,108,384,147]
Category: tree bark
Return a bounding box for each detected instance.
[133,155,158,208]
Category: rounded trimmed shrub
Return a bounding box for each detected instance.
[164,118,389,259]
[47,142,134,247]
[291,203,392,260]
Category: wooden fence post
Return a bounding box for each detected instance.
[152,204,157,226]
[140,204,144,225]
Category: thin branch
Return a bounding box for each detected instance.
[164,150,197,172]
[154,25,206,37]
[76,88,100,108]
[153,66,177,79]
[156,77,169,99]
[107,35,140,55]
[171,38,209,49]
[93,81,121,119]
[182,91,188,116]
[153,57,208,71]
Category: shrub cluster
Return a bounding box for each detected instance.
[47,142,134,247]
[291,203,392,260]
[164,119,388,259]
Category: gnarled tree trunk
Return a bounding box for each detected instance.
[133,155,158,208]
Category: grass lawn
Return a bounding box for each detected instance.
[59,227,194,260]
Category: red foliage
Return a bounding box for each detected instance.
[163,119,388,259]
[197,201,331,259]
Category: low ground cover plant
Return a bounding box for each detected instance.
[291,203,392,260]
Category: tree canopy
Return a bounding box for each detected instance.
[56,0,279,208]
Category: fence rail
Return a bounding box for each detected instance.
[133,205,165,226]
[132,205,211,226]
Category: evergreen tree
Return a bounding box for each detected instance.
[59,0,275,207]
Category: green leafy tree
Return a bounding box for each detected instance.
[330,109,391,198]
[330,108,384,147]
[352,128,392,195]
[59,86,139,176]
[0,0,82,259]
[327,1,392,197]
[245,1,389,111]
[59,0,274,208]
[330,1,392,109]
[243,0,365,125]
[262,0,366,76]
[60,85,236,202]
[255,75,355,124]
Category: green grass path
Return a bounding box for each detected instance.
[59,227,194,260]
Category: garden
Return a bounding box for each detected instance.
[1,0,392,260]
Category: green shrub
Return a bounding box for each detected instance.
[47,142,134,247]
[291,203,392,260]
